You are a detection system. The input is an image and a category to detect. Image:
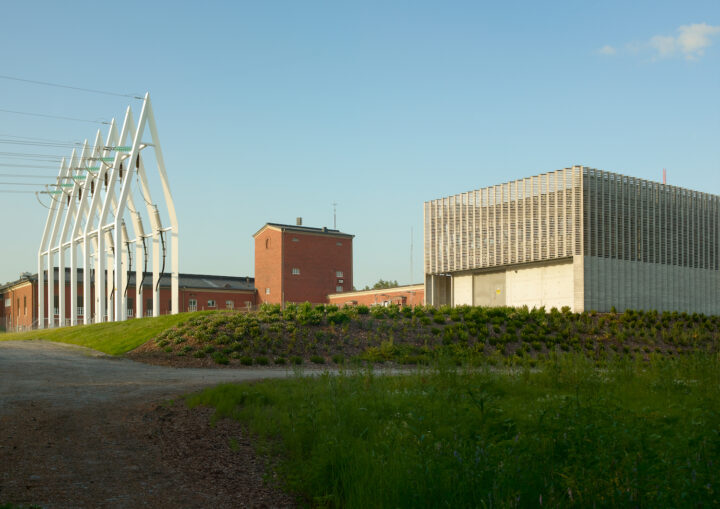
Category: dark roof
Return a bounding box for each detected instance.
[2,270,255,292]
[254,222,354,238]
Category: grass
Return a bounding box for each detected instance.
[0,311,213,355]
[188,354,720,508]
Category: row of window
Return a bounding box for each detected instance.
[290,269,344,277]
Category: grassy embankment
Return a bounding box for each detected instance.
[0,311,212,355]
[189,354,720,508]
[148,302,720,366]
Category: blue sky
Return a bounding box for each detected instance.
[1,1,718,287]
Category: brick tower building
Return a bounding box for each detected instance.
[254,220,353,306]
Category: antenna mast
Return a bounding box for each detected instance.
[333,201,337,229]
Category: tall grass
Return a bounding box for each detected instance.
[188,354,720,507]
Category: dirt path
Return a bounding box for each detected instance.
[0,341,299,508]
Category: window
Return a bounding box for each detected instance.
[53,296,58,316]
[146,299,153,311]
[292,237,299,242]
[338,279,344,284]
[265,238,270,249]
[292,267,300,275]
[336,242,342,246]
[336,271,344,277]
[336,285,343,292]
[226,300,234,309]
[23,296,26,316]
[4,298,10,307]
[188,298,197,312]
[265,288,270,295]
[77,296,84,316]
[208,299,216,308]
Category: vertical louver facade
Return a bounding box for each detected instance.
[425,166,720,313]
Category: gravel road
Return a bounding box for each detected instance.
[0,340,300,508]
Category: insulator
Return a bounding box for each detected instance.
[136,154,140,169]
[152,206,162,231]
[119,162,123,179]
[135,212,145,238]
[121,221,129,243]
[91,179,95,195]
[67,194,70,206]
[78,189,82,201]
[104,171,108,189]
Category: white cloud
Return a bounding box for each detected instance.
[604,23,720,61]
[646,23,720,60]
[676,23,720,59]
[649,35,676,58]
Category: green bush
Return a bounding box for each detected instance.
[212,352,229,365]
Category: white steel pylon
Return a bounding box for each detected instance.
[37,93,178,328]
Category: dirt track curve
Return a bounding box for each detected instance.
[0,340,298,508]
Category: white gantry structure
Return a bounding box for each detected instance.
[37,93,178,327]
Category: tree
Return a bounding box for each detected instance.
[362,279,399,291]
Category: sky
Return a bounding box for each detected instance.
[1,0,718,288]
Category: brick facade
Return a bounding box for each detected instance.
[328,284,424,307]
[1,272,256,331]
[254,223,353,306]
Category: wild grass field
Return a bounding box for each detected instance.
[189,354,720,508]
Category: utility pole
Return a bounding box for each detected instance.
[333,202,337,229]
[410,227,414,283]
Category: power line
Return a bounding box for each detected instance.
[0,74,143,100]
[0,162,58,169]
[0,173,55,178]
[0,108,109,124]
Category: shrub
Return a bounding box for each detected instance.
[255,356,269,365]
[291,356,303,365]
[331,354,345,364]
[240,356,253,366]
[212,352,229,365]
[274,357,287,365]
[310,355,326,364]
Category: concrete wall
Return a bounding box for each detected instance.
[453,275,473,306]
[584,256,720,314]
[506,259,574,310]
[472,271,506,307]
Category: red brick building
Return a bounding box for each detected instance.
[327,284,424,307]
[254,221,353,306]
[1,270,255,331]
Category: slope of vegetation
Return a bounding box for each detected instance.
[189,354,720,507]
[148,302,720,366]
[0,311,212,355]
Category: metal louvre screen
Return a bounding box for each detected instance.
[424,166,583,274]
[582,168,719,270]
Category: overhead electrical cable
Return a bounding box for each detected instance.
[0,74,143,100]
[0,108,109,124]
[0,173,55,178]
[0,162,58,169]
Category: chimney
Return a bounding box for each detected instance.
[296,217,302,226]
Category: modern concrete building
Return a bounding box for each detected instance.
[424,165,720,314]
